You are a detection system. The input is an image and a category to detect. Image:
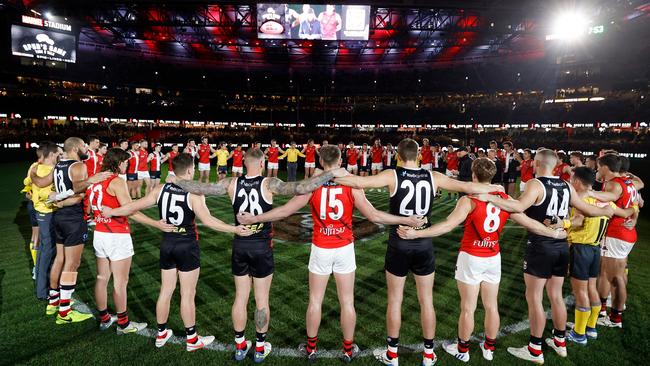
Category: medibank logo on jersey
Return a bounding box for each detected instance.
[22,15,72,32]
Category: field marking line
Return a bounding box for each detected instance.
[71,294,574,358]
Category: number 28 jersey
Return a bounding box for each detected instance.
[157,183,198,241]
[525,177,571,243]
[389,167,435,247]
[232,176,273,242]
[310,181,355,249]
[461,192,511,257]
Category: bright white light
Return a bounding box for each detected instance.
[45,11,53,19]
[549,11,588,41]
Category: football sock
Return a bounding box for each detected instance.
[58,284,75,317]
[98,308,111,323]
[484,337,496,351]
[527,336,542,357]
[574,307,590,335]
[423,338,434,358]
[587,305,601,329]
[255,332,267,353]
[306,336,318,353]
[343,339,353,357]
[610,308,623,323]
[186,325,198,344]
[30,242,37,264]
[552,329,566,347]
[117,311,130,329]
[235,330,247,350]
[386,336,399,360]
[600,297,608,313]
[48,288,60,306]
[457,338,470,353]
[157,323,167,337]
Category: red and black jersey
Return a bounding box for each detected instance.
[310,181,355,248]
[460,192,510,257]
[605,177,637,243]
[88,175,130,234]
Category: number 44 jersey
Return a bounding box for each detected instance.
[389,167,435,247]
[525,176,571,243]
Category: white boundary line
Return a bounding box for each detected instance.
[72,295,575,359]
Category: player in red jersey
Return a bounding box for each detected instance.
[165,144,180,179]
[371,139,385,175]
[445,145,460,200]
[398,158,565,362]
[147,143,167,193]
[126,141,140,199]
[265,139,284,178]
[96,143,107,171]
[346,142,359,175]
[589,154,642,328]
[419,138,433,171]
[136,140,150,198]
[302,139,318,178]
[554,152,572,182]
[84,136,100,178]
[517,149,535,196]
[197,136,217,183]
[238,146,424,363]
[230,144,245,177]
[88,148,174,334]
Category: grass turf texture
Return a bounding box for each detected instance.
[1,161,649,366]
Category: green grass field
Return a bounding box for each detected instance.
[1,161,649,366]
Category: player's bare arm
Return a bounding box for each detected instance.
[479,179,543,212]
[569,185,614,218]
[29,164,53,188]
[587,182,622,202]
[352,188,425,226]
[433,171,503,194]
[335,169,394,189]
[71,162,111,193]
[510,213,567,239]
[111,178,174,232]
[266,168,345,196]
[103,184,163,217]
[175,177,236,196]
[190,194,252,236]
[398,195,473,240]
[237,194,312,225]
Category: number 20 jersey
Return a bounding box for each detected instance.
[525,177,571,243]
[389,167,435,247]
[232,176,273,242]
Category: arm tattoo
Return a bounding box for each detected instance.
[255,308,268,329]
[175,178,232,196]
[267,171,334,195]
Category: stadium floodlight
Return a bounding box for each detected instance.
[547,11,588,41]
[44,11,53,19]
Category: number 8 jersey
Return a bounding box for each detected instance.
[389,167,435,247]
[232,176,273,242]
[525,177,571,242]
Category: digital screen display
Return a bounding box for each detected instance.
[257,4,370,40]
[11,25,77,63]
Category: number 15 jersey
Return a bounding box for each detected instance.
[310,181,355,248]
[157,183,198,241]
[389,167,435,248]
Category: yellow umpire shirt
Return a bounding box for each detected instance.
[279,148,305,163]
[216,150,229,167]
[31,164,56,214]
[567,196,612,245]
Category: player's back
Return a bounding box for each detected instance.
[525,177,571,243]
[88,175,130,233]
[157,183,198,241]
[309,181,355,248]
[388,167,435,247]
[606,176,637,242]
[232,175,273,243]
[54,159,83,214]
[461,192,511,257]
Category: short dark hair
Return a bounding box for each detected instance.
[119,139,128,145]
[87,135,99,143]
[597,154,621,173]
[99,142,107,149]
[101,148,131,174]
[130,140,139,147]
[587,155,597,162]
[40,141,58,158]
[503,141,513,148]
[173,153,194,174]
[397,138,419,162]
[472,157,497,183]
[618,156,630,173]
[319,145,341,167]
[572,167,595,187]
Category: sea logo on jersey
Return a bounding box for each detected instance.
[236,186,265,234]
